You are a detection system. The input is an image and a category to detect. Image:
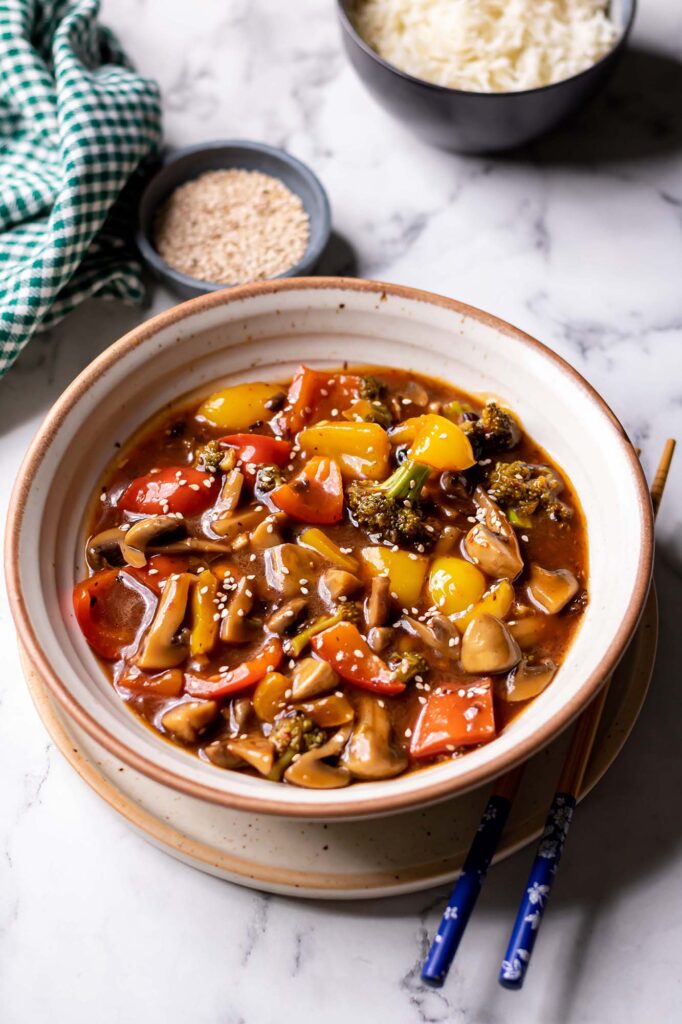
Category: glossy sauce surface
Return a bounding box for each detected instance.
[74,365,588,789]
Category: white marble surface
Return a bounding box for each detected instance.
[2,1,682,1021]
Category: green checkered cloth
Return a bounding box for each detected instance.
[0,0,162,376]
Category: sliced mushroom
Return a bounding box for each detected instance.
[433,524,463,556]
[461,614,521,675]
[161,699,218,743]
[527,565,579,615]
[265,597,308,635]
[365,575,390,628]
[250,512,287,549]
[430,613,461,651]
[284,724,352,789]
[211,468,245,531]
[367,626,393,654]
[290,657,339,700]
[397,615,457,659]
[475,485,516,536]
[225,735,275,776]
[507,615,549,650]
[220,577,254,644]
[120,515,183,568]
[263,543,321,598]
[464,523,523,580]
[319,568,363,606]
[341,695,407,780]
[203,740,243,769]
[464,488,524,581]
[211,507,267,541]
[227,696,253,736]
[85,527,128,570]
[137,573,193,670]
[401,380,429,407]
[499,658,557,702]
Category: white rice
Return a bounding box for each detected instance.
[349,0,619,93]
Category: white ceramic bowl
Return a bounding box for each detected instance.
[6,278,653,820]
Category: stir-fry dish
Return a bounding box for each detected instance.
[73,365,588,789]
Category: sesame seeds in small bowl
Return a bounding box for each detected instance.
[136,141,332,299]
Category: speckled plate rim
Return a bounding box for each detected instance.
[5,277,654,820]
[18,589,657,899]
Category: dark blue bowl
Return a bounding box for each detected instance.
[337,0,636,153]
[136,141,331,299]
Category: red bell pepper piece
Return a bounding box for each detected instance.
[118,467,219,516]
[184,638,284,699]
[311,621,406,695]
[410,678,496,759]
[280,365,320,434]
[72,568,155,660]
[219,433,291,481]
[280,365,362,434]
[272,456,344,524]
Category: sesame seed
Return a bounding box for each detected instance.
[153,168,311,284]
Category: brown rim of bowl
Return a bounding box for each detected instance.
[4,276,654,820]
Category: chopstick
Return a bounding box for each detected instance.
[421,439,675,990]
[498,438,676,990]
[421,764,524,987]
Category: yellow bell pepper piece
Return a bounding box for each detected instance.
[294,693,355,727]
[298,528,359,573]
[408,414,475,472]
[453,579,515,632]
[253,672,291,723]
[342,398,378,422]
[360,546,429,608]
[196,382,282,430]
[189,569,219,656]
[298,420,390,480]
[428,557,486,616]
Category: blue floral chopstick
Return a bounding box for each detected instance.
[498,791,575,988]
[421,766,523,987]
[499,439,675,991]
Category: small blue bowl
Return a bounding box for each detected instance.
[136,140,332,299]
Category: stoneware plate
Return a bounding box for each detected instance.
[5,278,654,820]
[20,588,657,898]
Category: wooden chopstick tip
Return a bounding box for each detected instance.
[651,439,676,516]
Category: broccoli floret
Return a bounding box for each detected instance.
[441,398,474,423]
[270,711,326,756]
[255,464,283,495]
[286,602,361,657]
[462,401,521,459]
[358,376,393,428]
[389,651,430,685]
[196,439,225,473]
[359,375,388,403]
[268,711,326,780]
[347,459,438,550]
[487,460,572,523]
